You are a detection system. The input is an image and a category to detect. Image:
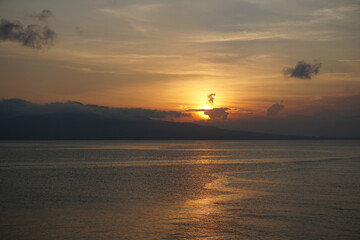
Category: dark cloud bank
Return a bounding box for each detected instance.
[0,99,293,140]
[284,61,321,79]
[0,99,190,120]
[201,95,360,139]
[0,10,56,49]
[1,96,359,139]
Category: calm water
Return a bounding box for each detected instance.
[1,140,360,239]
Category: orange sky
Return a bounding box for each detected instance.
[0,0,359,122]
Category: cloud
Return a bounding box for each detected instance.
[207,93,216,105]
[188,31,293,43]
[0,99,191,120]
[187,107,230,120]
[0,18,56,49]
[200,95,360,138]
[283,60,321,79]
[337,59,360,63]
[267,103,284,117]
[312,6,359,21]
[204,108,229,120]
[34,9,53,22]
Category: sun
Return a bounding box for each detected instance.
[198,104,212,120]
[198,111,210,120]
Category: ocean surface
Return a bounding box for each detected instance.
[1,140,359,240]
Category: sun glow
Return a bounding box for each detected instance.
[198,111,210,120]
[198,104,212,120]
[202,104,212,110]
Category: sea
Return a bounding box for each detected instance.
[0,140,359,240]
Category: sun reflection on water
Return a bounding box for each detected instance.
[166,148,266,239]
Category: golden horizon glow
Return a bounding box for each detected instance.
[0,1,359,130]
[201,104,212,110]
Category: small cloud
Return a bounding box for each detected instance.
[284,60,321,79]
[207,93,216,105]
[35,9,53,22]
[267,104,284,117]
[0,18,56,49]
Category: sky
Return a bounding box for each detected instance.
[0,0,359,137]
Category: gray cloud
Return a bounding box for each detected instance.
[38,9,53,21]
[204,108,229,120]
[207,93,216,105]
[0,99,191,120]
[267,103,284,117]
[284,61,321,79]
[0,18,56,49]
[0,19,23,41]
[33,9,53,22]
[187,107,230,120]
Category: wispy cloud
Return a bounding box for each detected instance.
[62,65,120,75]
[29,9,53,22]
[188,31,293,43]
[337,59,360,63]
[98,3,166,32]
[312,5,359,20]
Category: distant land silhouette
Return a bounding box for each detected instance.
[1,114,304,140]
[0,99,305,140]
